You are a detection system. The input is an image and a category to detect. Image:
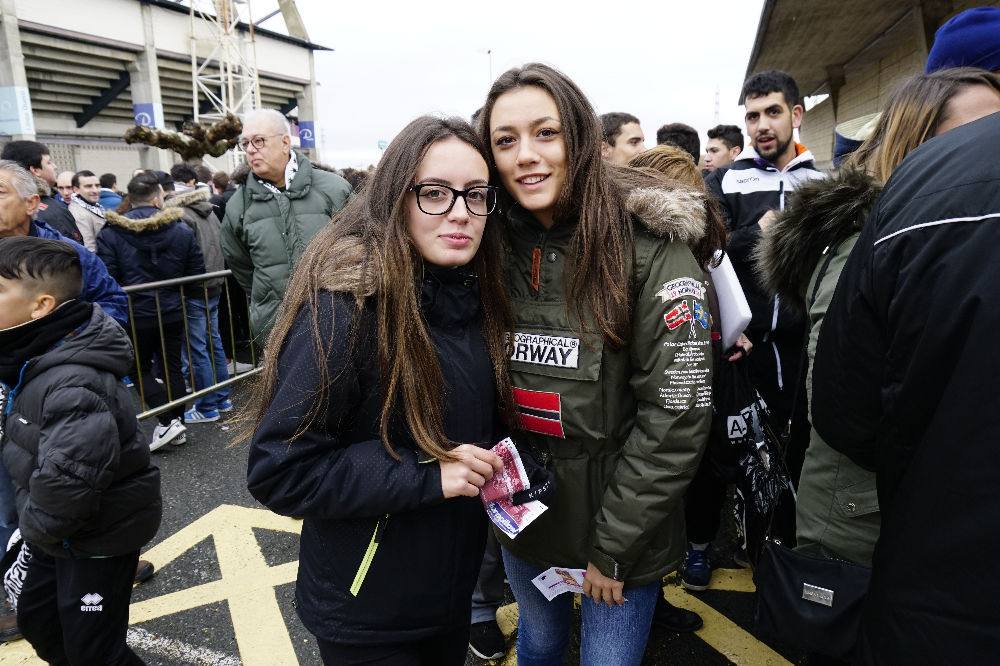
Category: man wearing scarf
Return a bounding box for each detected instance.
[68,170,107,252]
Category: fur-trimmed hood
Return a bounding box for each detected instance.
[164,187,211,209]
[105,206,185,233]
[624,185,707,246]
[34,174,53,198]
[755,168,881,309]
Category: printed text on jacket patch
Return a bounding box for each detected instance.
[656,277,705,303]
[511,333,579,369]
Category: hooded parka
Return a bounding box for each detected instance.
[165,188,226,295]
[501,186,714,586]
[0,305,162,558]
[755,168,882,566]
[247,242,499,645]
[220,152,352,341]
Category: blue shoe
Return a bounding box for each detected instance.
[217,399,234,413]
[184,407,220,423]
[680,548,712,591]
[122,376,134,388]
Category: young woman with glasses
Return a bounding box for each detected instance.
[240,116,514,665]
[477,64,723,665]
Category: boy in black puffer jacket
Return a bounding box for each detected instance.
[0,236,161,665]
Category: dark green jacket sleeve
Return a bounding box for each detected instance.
[220,191,253,296]
[588,240,714,580]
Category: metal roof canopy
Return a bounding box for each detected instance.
[744,0,931,98]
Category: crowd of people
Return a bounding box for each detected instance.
[0,5,998,665]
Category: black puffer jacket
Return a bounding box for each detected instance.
[97,205,206,325]
[0,305,162,558]
[247,252,498,645]
[813,111,1000,662]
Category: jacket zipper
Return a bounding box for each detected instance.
[349,514,389,597]
[772,180,786,390]
[531,230,547,297]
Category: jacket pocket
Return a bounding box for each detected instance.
[349,514,389,597]
[510,328,606,443]
[833,478,879,519]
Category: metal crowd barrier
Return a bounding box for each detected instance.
[121,269,261,421]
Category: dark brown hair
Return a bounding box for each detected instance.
[235,116,514,461]
[477,63,634,345]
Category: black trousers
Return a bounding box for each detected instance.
[17,548,143,666]
[132,320,186,426]
[684,457,730,545]
[318,626,470,666]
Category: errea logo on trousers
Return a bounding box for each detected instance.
[81,593,103,612]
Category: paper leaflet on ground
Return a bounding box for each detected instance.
[531,567,588,601]
[480,438,547,539]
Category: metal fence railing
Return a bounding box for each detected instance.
[122,269,260,421]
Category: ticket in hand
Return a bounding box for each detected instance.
[531,567,587,601]
[480,438,548,539]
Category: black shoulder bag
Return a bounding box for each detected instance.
[753,244,872,660]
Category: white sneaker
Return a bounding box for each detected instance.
[228,360,255,374]
[150,419,186,452]
[172,433,187,447]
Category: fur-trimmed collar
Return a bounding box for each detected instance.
[104,207,185,233]
[755,168,881,309]
[164,188,211,209]
[33,174,53,198]
[625,186,707,245]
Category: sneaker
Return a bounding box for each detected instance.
[122,375,134,388]
[218,399,234,413]
[468,619,505,660]
[229,360,255,374]
[150,419,186,452]
[172,433,187,446]
[135,560,155,584]
[185,407,220,423]
[652,595,704,633]
[680,548,712,591]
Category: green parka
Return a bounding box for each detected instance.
[220,152,352,340]
[756,168,882,566]
[502,185,714,586]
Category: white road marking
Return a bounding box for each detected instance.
[126,627,242,666]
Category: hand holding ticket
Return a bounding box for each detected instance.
[480,438,548,539]
[531,567,587,601]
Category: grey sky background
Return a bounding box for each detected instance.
[264,0,767,168]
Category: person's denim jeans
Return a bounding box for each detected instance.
[501,547,660,666]
[185,294,230,412]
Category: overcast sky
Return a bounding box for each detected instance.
[263,0,766,168]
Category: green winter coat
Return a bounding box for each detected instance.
[220,153,352,341]
[756,168,882,566]
[502,185,714,586]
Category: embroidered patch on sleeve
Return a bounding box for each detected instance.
[655,277,706,303]
[664,300,693,330]
[514,387,565,438]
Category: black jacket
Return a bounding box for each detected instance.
[812,111,1000,662]
[97,205,206,326]
[33,176,83,244]
[247,261,498,645]
[0,305,162,558]
[706,147,824,416]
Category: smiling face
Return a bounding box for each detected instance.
[74,174,101,204]
[405,136,489,268]
[744,91,802,169]
[489,86,567,228]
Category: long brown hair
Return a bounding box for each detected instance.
[477,63,634,346]
[235,116,515,461]
[847,67,1000,183]
[628,145,728,267]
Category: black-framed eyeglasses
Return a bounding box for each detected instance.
[237,134,282,151]
[409,183,498,216]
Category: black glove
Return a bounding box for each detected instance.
[511,443,556,506]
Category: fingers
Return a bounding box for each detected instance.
[612,584,625,606]
[459,454,496,482]
[457,445,503,475]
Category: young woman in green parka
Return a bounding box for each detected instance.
[477,63,725,665]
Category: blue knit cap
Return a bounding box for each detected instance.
[926,7,1000,73]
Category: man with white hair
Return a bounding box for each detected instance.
[220,109,352,341]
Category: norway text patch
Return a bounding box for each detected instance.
[655,277,705,303]
[510,333,579,369]
[514,387,565,438]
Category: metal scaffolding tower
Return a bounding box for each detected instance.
[189,0,261,123]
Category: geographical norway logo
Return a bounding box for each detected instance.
[510,333,579,369]
[513,387,565,438]
[655,277,705,303]
[81,593,103,612]
[664,300,710,336]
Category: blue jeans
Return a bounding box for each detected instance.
[501,547,660,666]
[185,294,230,412]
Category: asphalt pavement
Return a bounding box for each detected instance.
[0,383,806,666]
